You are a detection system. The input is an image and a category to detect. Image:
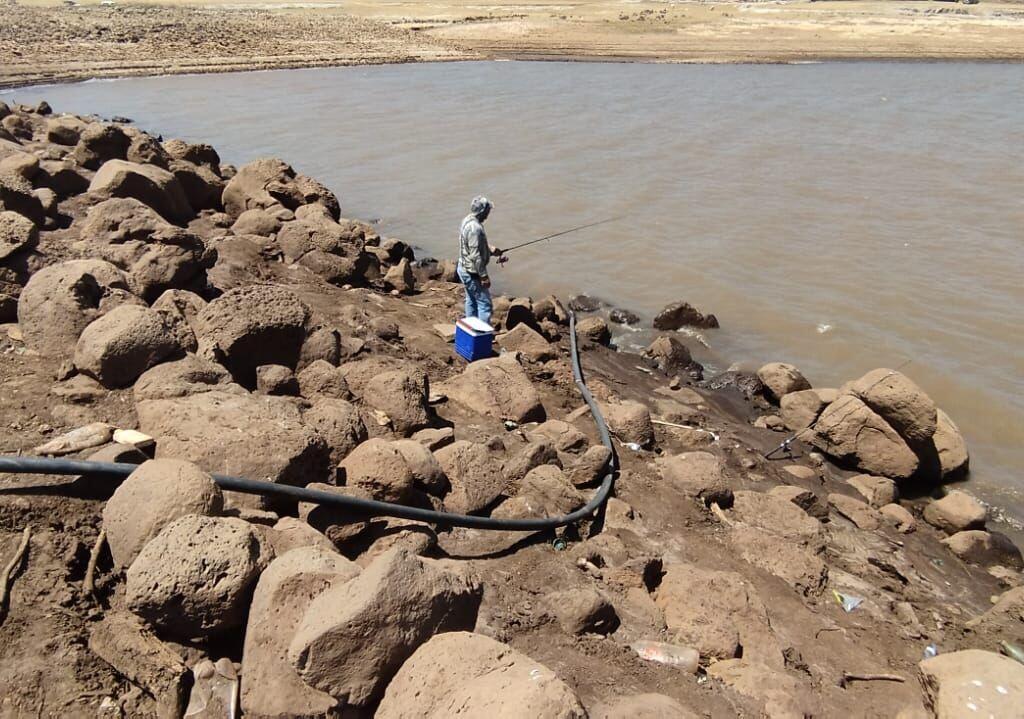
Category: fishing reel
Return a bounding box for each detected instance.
[497,255,509,266]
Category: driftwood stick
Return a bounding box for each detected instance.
[0,525,32,620]
[84,529,107,598]
[710,502,733,526]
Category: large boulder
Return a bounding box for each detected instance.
[45,116,86,146]
[441,355,545,424]
[89,160,194,225]
[497,323,556,362]
[362,369,431,436]
[338,438,413,503]
[392,439,448,497]
[514,465,584,517]
[223,158,338,219]
[728,524,828,596]
[126,515,273,640]
[756,362,811,403]
[151,289,205,352]
[241,547,361,719]
[779,388,837,432]
[918,650,1024,718]
[303,398,367,465]
[194,285,310,387]
[652,301,718,330]
[377,632,586,719]
[133,354,241,401]
[810,395,919,480]
[17,259,130,359]
[941,530,1023,569]
[848,368,936,446]
[644,335,694,375]
[847,474,898,508]
[73,123,130,170]
[435,440,506,514]
[0,210,37,261]
[36,158,89,199]
[126,133,172,168]
[163,139,221,172]
[730,490,822,544]
[567,445,612,487]
[136,391,330,509]
[531,419,588,453]
[169,159,225,212]
[655,451,733,507]
[74,304,181,387]
[923,490,986,534]
[287,549,482,709]
[296,359,350,400]
[576,316,611,346]
[78,197,210,301]
[930,408,969,478]
[102,459,223,569]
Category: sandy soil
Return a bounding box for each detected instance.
[2,0,1023,89]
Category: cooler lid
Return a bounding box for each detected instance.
[456,317,495,335]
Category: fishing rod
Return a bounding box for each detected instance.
[497,216,623,264]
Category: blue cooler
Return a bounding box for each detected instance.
[454,317,494,362]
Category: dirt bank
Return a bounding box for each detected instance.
[3,0,1024,90]
[1,100,1022,717]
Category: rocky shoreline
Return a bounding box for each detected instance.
[1,100,1022,717]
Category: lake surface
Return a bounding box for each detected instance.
[6,61,1023,526]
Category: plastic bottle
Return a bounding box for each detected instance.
[630,640,700,673]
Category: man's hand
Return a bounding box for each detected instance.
[490,245,503,256]
[481,276,491,289]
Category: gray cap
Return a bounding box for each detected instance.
[470,196,493,218]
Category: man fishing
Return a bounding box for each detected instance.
[457,196,503,325]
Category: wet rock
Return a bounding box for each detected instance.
[0,210,37,261]
[567,445,612,487]
[810,395,919,480]
[73,122,131,169]
[296,359,350,400]
[392,439,448,497]
[549,587,619,635]
[88,611,190,719]
[918,650,1024,719]
[441,354,545,424]
[608,308,640,325]
[779,388,837,431]
[593,693,698,719]
[941,530,1023,569]
[377,631,584,719]
[848,368,937,445]
[756,362,811,403]
[601,399,654,447]
[194,285,310,388]
[256,364,298,396]
[437,439,510,515]
[880,503,917,533]
[241,547,361,719]
[497,322,556,362]
[656,451,733,507]
[0,169,45,224]
[923,490,986,534]
[133,354,240,401]
[136,391,330,509]
[576,315,611,346]
[702,369,764,398]
[89,159,194,224]
[362,369,430,436]
[652,300,718,331]
[103,458,223,569]
[126,515,272,640]
[74,304,181,388]
[848,474,898,508]
[339,438,415,503]
[288,549,482,708]
[533,294,569,325]
[644,335,693,375]
[828,493,882,530]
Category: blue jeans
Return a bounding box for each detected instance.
[457,263,492,326]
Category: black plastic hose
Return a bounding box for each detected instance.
[0,312,616,531]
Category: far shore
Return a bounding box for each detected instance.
[3,0,1024,90]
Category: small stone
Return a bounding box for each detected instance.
[828,493,882,530]
[782,465,816,481]
[256,364,299,396]
[848,474,898,508]
[923,490,986,534]
[880,503,917,533]
[548,587,619,635]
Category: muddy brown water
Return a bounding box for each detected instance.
[6,61,1024,527]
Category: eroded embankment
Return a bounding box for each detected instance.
[0,99,1022,717]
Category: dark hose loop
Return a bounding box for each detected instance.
[0,312,615,531]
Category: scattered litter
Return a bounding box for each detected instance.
[112,428,155,453]
[630,640,699,673]
[503,420,519,430]
[551,537,567,552]
[923,644,939,659]
[839,672,905,688]
[529,668,543,681]
[999,640,1024,665]
[833,590,863,613]
[622,442,643,452]
[816,323,833,334]
[32,422,113,456]
[371,410,391,427]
